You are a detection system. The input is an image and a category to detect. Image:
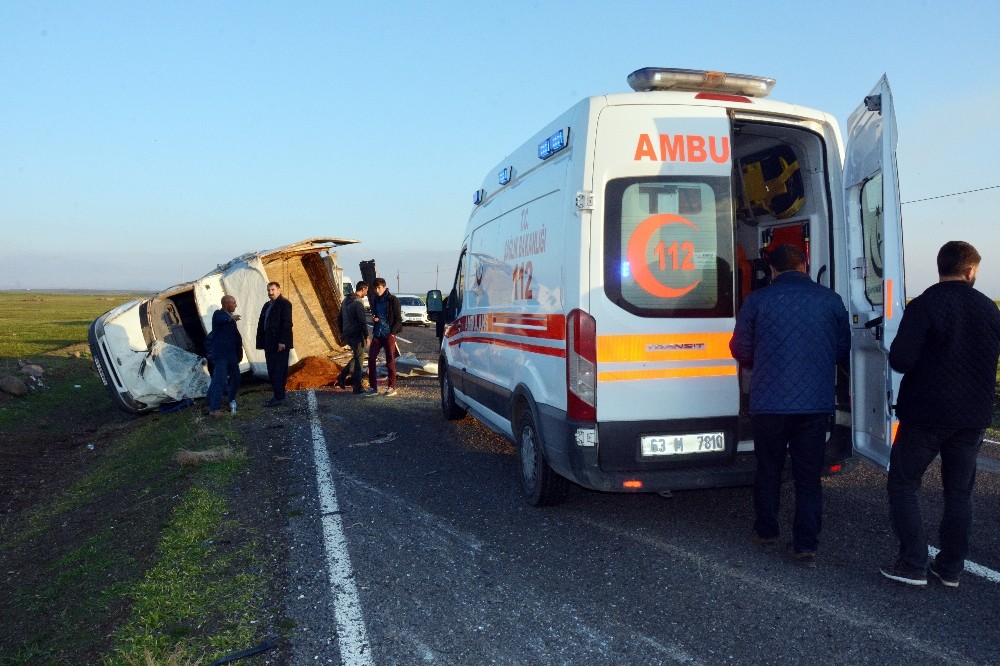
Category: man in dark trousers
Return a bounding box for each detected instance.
[730,244,850,568]
[880,241,1000,588]
[336,281,369,394]
[255,281,293,407]
[365,277,402,396]
[207,294,243,416]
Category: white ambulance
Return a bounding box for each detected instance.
[427,68,903,505]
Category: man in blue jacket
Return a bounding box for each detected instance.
[730,244,850,568]
[207,295,243,417]
[880,241,1000,588]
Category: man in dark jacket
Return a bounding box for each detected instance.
[365,277,403,396]
[255,281,293,406]
[336,282,369,394]
[207,295,243,416]
[730,244,850,568]
[880,241,1000,588]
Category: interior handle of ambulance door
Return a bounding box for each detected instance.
[864,315,884,341]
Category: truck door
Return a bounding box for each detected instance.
[844,76,905,470]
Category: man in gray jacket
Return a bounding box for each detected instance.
[336,282,369,394]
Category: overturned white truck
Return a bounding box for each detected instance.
[88,238,358,414]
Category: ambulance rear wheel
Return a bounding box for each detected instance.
[516,404,569,506]
[440,360,466,420]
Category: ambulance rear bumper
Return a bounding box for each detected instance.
[537,405,756,492]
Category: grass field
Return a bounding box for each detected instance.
[0,292,280,665]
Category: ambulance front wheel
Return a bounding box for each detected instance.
[516,404,569,506]
[439,360,466,420]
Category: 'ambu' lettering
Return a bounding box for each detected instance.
[633,134,730,164]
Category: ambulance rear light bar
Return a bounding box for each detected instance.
[627,67,775,98]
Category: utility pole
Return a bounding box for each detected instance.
[396,270,400,293]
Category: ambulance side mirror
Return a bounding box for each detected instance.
[426,290,443,322]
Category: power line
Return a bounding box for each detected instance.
[901,185,1000,205]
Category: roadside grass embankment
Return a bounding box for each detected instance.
[0,292,279,665]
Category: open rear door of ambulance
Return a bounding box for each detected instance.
[844,76,905,471]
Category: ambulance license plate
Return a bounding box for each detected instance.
[641,432,725,457]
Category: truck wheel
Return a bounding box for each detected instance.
[440,360,466,420]
[516,404,569,506]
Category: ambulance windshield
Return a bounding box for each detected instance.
[603,176,734,317]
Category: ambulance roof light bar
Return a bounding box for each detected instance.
[627,67,776,98]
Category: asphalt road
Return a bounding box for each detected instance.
[268,324,1000,665]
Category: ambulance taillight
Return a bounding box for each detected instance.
[567,309,596,421]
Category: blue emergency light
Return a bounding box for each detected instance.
[538,128,568,160]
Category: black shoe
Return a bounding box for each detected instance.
[788,547,817,569]
[264,398,284,407]
[752,533,779,554]
[335,377,347,390]
[879,562,927,587]
[929,559,960,588]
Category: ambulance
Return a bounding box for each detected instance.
[427,68,904,505]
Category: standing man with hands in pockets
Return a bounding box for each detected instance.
[366,277,402,397]
[256,281,293,407]
[880,241,1000,588]
[729,244,850,569]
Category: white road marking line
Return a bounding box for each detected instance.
[307,390,373,666]
[928,546,1000,583]
[576,516,973,665]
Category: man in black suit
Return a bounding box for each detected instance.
[255,281,293,406]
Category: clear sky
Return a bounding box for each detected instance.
[2,1,998,297]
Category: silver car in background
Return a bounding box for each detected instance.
[397,294,431,326]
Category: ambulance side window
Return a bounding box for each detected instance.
[452,251,466,315]
[860,173,885,307]
[603,176,734,318]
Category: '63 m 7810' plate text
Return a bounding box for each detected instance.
[641,432,725,457]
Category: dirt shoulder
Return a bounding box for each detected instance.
[0,357,295,664]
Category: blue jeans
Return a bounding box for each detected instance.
[887,423,983,576]
[752,413,829,553]
[207,357,241,411]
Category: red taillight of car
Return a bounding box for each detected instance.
[566,309,596,421]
